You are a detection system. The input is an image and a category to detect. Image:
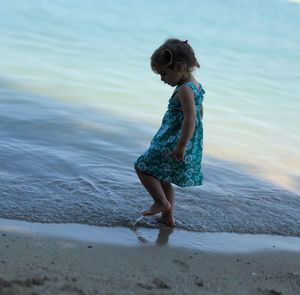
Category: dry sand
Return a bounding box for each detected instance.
[0,220,300,295]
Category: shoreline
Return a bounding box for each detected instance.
[1,218,300,253]
[1,218,300,294]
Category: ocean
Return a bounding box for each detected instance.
[0,0,299,236]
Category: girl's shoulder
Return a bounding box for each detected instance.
[173,81,205,98]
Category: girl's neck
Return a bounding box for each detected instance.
[177,73,193,86]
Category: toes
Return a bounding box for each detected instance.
[143,207,160,216]
[143,202,172,217]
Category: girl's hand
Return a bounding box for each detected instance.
[166,146,186,161]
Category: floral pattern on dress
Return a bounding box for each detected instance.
[134,82,205,187]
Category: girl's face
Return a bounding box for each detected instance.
[155,65,184,87]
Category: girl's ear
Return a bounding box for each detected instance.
[176,62,187,72]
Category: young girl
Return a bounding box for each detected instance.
[134,38,205,227]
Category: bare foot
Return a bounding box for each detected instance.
[143,201,171,216]
[158,212,176,227]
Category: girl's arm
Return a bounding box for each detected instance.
[176,86,196,150]
[166,86,195,161]
[200,104,204,119]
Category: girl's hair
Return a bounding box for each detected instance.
[151,38,200,73]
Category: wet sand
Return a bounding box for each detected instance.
[0,219,300,295]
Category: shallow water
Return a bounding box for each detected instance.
[1,87,299,235]
[0,0,299,235]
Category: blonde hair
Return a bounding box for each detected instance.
[151,38,200,73]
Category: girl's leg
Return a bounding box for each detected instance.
[135,166,171,215]
[159,182,176,226]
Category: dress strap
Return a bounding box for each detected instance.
[172,82,205,103]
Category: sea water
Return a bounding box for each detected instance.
[0,0,299,235]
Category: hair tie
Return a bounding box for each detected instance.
[163,49,173,66]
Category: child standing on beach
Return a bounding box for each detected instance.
[134,38,205,227]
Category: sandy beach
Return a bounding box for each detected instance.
[0,219,300,295]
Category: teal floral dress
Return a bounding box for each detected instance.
[134,82,205,187]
